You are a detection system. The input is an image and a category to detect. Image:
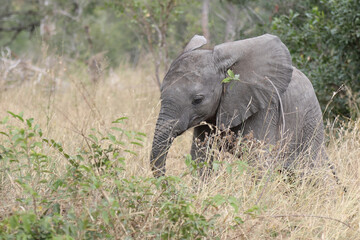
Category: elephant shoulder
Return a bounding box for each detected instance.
[285,67,317,101]
[290,67,314,91]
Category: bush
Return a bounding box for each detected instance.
[0,112,252,239]
[271,0,360,118]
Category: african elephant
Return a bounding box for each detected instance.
[150,34,327,177]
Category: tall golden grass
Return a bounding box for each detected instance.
[0,55,359,239]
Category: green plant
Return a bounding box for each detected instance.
[0,112,147,238]
[271,0,360,118]
[222,69,240,84]
[0,112,226,239]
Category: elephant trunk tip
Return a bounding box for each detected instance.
[151,167,165,178]
[150,150,167,178]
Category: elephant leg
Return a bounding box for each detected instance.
[190,124,214,178]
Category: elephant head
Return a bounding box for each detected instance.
[150,34,293,177]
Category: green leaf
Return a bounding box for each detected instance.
[123,130,132,138]
[27,132,35,138]
[222,70,240,84]
[31,141,42,148]
[0,131,9,137]
[136,132,146,137]
[76,154,84,161]
[26,118,34,128]
[222,77,232,83]
[108,133,117,144]
[227,69,235,78]
[9,215,19,228]
[111,127,124,132]
[228,196,239,213]
[37,128,43,137]
[245,205,260,216]
[52,179,64,190]
[125,149,137,155]
[89,134,98,143]
[211,194,226,206]
[134,136,144,142]
[102,211,110,225]
[79,164,92,173]
[131,141,143,147]
[112,117,128,123]
[7,111,24,122]
[233,216,244,224]
[184,154,192,167]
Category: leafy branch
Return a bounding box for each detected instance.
[222,69,240,83]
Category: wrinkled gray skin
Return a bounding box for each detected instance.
[150,34,327,177]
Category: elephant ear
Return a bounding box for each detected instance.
[213,34,293,129]
[183,35,207,52]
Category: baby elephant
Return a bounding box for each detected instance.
[150,34,327,177]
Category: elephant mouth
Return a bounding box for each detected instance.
[189,115,206,128]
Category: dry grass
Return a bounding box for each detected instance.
[0,56,359,239]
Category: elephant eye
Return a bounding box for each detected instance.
[192,95,204,105]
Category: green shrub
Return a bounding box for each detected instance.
[271,0,360,118]
[1,112,254,239]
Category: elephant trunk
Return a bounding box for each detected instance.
[150,116,179,177]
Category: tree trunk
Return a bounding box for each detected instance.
[224,1,238,42]
[201,0,210,42]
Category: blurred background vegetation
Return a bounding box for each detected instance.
[1,0,359,119]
